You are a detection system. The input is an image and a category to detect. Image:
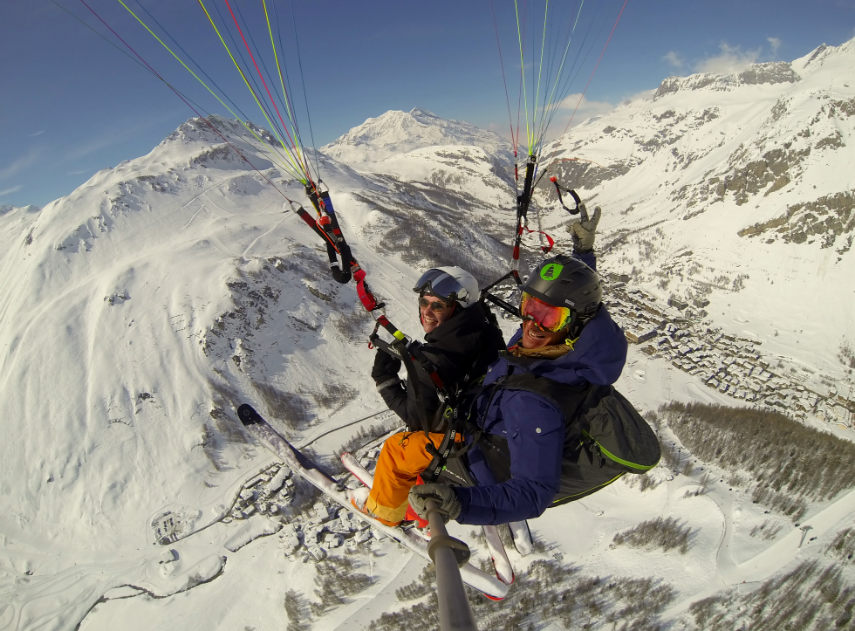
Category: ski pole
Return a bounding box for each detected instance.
[425,500,478,631]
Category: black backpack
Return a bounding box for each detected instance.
[471,373,661,506]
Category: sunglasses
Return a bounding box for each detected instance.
[418,296,451,311]
[520,292,572,333]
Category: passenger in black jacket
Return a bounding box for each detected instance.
[372,272,504,432]
[352,266,505,526]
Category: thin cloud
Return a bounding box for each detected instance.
[694,42,762,74]
[0,185,24,198]
[0,147,42,180]
[557,93,615,119]
[64,110,182,162]
[65,130,129,162]
[544,93,616,138]
[767,37,782,56]
[663,51,684,69]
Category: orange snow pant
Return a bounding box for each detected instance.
[365,431,448,525]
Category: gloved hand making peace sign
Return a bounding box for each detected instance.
[570,204,601,254]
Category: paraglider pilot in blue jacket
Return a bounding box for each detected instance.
[408,206,629,525]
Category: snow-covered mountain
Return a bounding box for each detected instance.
[534,38,854,385]
[321,107,510,165]
[322,108,514,210]
[1,38,853,631]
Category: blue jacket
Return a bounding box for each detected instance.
[454,289,627,525]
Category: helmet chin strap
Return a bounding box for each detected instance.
[562,335,579,350]
[566,319,583,341]
[566,303,601,340]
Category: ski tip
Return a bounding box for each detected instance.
[237,403,262,426]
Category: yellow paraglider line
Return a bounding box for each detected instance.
[196,0,312,184]
[261,0,310,178]
[111,0,307,184]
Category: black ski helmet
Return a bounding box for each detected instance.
[522,255,602,329]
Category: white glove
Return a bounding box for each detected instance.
[570,205,601,253]
[408,483,461,522]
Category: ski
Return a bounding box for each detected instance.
[238,404,511,600]
[508,520,534,556]
[341,451,515,586]
[480,523,515,586]
[340,451,375,488]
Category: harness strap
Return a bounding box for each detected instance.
[512,155,537,261]
[422,362,499,482]
[480,269,522,320]
[549,177,582,216]
[407,341,448,397]
[297,184,417,350]
[516,224,555,254]
[396,339,450,435]
[305,186,353,284]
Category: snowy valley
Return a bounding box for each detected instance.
[1,38,854,631]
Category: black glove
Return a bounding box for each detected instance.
[371,349,402,386]
[570,204,601,253]
[408,483,461,522]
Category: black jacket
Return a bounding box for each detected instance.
[379,302,505,432]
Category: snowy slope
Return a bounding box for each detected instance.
[0,110,515,631]
[1,39,854,631]
[534,39,855,384]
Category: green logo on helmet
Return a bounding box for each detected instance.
[540,263,563,281]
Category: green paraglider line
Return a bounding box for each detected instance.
[74,0,298,203]
[260,0,315,184]
[491,0,631,276]
[115,0,301,182]
[559,0,629,137]
[195,0,310,184]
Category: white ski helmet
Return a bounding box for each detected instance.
[412,266,480,307]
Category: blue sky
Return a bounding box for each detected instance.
[2,1,854,208]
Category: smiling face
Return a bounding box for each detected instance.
[519,292,572,349]
[520,319,568,349]
[419,295,455,333]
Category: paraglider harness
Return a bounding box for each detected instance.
[399,156,588,483]
[412,347,493,485]
[366,299,496,482]
[462,371,661,505]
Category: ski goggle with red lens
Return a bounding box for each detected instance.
[520,292,572,333]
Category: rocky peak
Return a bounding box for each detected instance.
[654,61,799,99]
